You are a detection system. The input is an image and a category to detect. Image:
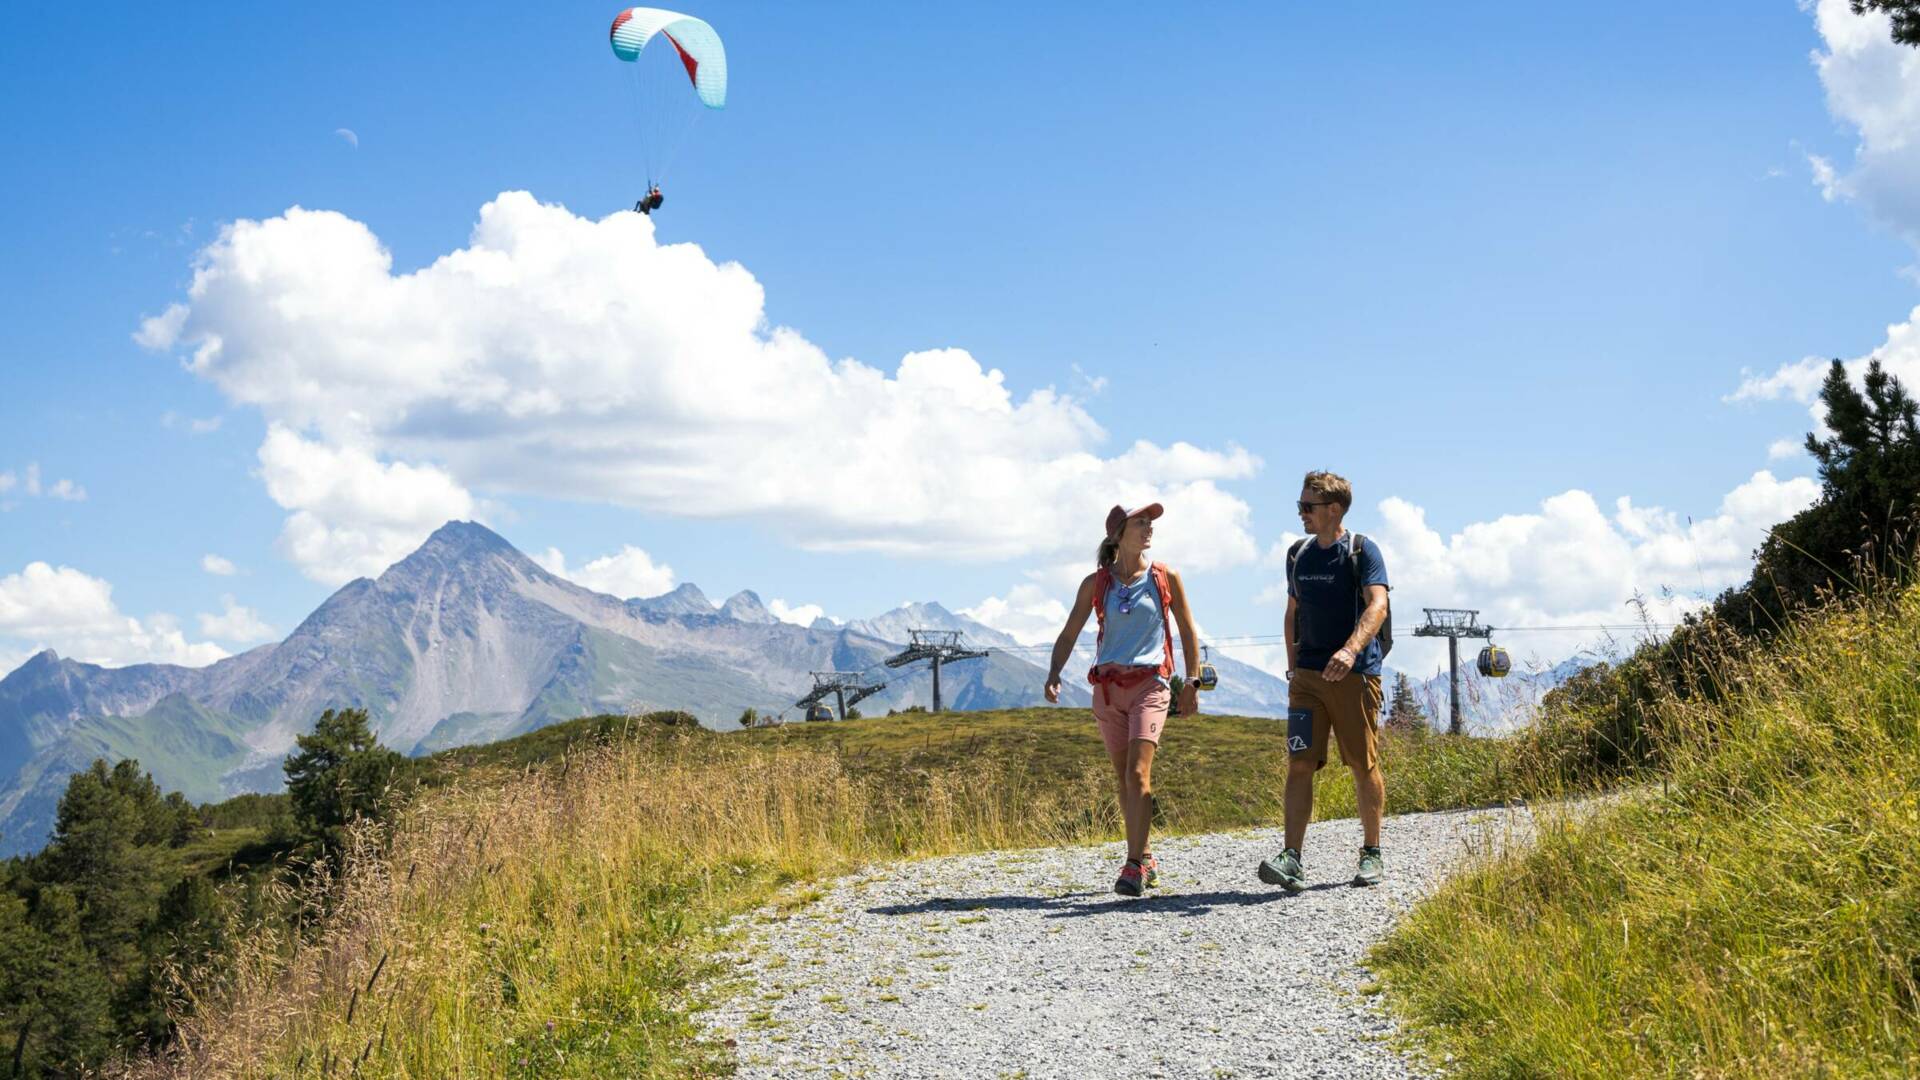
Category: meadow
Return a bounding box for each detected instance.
[127,704,1530,1077]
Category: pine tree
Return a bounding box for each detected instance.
[283,708,412,852]
[1384,672,1429,734]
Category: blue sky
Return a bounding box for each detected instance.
[3,1,1916,680]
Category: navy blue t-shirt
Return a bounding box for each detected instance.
[1288,533,1390,676]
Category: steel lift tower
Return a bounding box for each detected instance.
[1411,608,1493,736]
[795,671,888,722]
[884,630,988,713]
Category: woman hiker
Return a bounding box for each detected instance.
[1045,502,1202,897]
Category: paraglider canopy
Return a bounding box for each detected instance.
[609,8,728,107]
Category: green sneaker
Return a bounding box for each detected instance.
[1257,848,1306,893]
[1353,846,1384,887]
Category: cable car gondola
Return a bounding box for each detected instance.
[1195,644,1219,692]
[1477,645,1511,679]
[805,703,834,722]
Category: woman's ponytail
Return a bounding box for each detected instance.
[1096,536,1119,569]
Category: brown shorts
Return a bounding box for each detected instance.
[1286,669,1382,773]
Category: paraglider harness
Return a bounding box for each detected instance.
[1286,532,1393,659]
[636,185,664,215]
[1087,562,1176,692]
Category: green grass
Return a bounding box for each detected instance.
[1371,586,1920,1079]
[747,705,1526,830]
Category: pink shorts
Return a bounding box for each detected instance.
[1092,676,1171,758]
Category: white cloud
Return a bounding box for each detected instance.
[138,193,1261,569]
[197,595,275,644]
[533,544,675,599]
[161,410,224,434]
[0,561,228,668]
[959,584,1070,646]
[202,553,238,576]
[0,462,87,505]
[1071,363,1108,395]
[1270,471,1821,675]
[1729,310,1920,431]
[1808,0,1920,244]
[258,425,484,586]
[767,598,828,626]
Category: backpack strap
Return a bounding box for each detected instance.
[1089,565,1113,651]
[1149,562,1176,679]
[1286,538,1307,600]
[1350,532,1364,625]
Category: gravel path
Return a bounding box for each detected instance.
[702,805,1535,1079]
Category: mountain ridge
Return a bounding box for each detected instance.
[0,522,1115,855]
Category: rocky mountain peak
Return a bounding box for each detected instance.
[718,590,780,625]
[635,582,714,613]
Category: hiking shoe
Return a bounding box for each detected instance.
[1114,860,1146,897]
[1140,852,1160,889]
[1353,846,1384,887]
[1257,848,1306,893]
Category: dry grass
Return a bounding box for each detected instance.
[123,706,1539,1078]
[127,733,1116,1078]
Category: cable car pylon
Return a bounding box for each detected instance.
[884,630,987,713]
[795,671,887,722]
[1410,608,1493,735]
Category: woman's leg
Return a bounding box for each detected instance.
[1124,738,1157,862]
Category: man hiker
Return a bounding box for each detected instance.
[1258,470,1391,891]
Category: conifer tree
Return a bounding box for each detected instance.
[1384,672,1430,733]
[283,708,412,852]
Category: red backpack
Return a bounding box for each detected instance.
[1087,562,1176,687]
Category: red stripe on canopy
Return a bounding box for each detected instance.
[609,9,633,38]
[663,30,700,86]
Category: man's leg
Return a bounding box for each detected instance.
[1352,761,1385,848]
[1283,757,1317,852]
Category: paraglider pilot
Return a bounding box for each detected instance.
[636,185,664,215]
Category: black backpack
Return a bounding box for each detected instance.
[1287,532,1393,658]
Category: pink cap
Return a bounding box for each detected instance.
[1105,503,1164,538]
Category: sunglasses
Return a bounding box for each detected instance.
[1296,500,1335,513]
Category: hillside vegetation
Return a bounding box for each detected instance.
[1373,581,1920,1078]
[124,706,1531,1078]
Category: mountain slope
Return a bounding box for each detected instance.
[0,523,1075,855]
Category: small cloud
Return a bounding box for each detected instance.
[1767,438,1805,461]
[197,595,275,644]
[535,544,675,599]
[767,598,828,626]
[1071,363,1109,396]
[160,407,221,432]
[0,463,85,503]
[335,128,359,149]
[202,554,238,576]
